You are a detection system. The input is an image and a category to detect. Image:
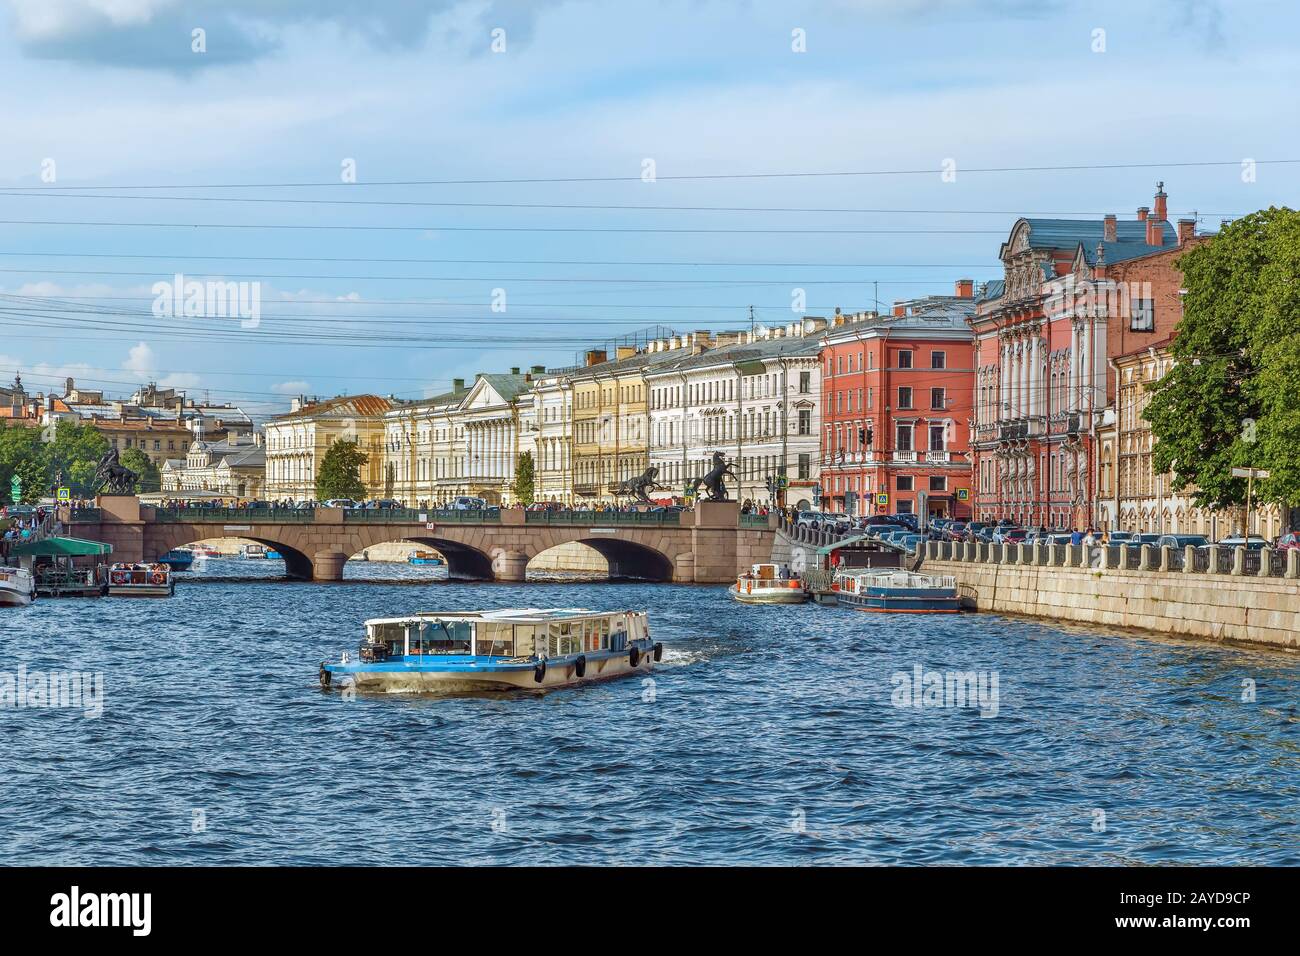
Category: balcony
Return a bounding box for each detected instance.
[893,450,917,463]
[926,450,950,463]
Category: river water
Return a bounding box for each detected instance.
[3,557,1298,865]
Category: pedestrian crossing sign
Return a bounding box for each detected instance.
[57,487,71,502]
[956,488,969,501]
[876,493,889,505]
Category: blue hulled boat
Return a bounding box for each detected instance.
[321,608,660,694]
[833,568,961,613]
[159,549,194,572]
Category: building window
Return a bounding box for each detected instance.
[797,409,811,435]
[1131,298,1155,332]
[897,387,913,409]
[897,350,913,369]
[931,351,946,369]
[929,423,946,450]
[930,387,946,410]
[798,454,810,480]
[897,475,914,491]
[895,422,913,451]
[799,371,811,394]
[929,475,947,492]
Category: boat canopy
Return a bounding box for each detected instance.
[9,536,112,557]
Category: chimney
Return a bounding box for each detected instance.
[585,349,607,367]
[615,346,637,361]
[1146,216,1163,246]
[1152,182,1167,222]
[531,365,545,374]
[1177,218,1196,245]
[65,376,74,396]
[892,303,906,317]
[694,330,711,349]
[453,377,465,391]
[1136,206,1149,221]
[954,278,974,298]
[669,336,681,350]
[1103,214,1117,243]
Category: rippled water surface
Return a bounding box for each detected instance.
[3,558,1298,865]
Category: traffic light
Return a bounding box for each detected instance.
[859,425,873,447]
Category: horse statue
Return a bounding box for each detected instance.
[687,451,738,502]
[613,466,665,504]
[93,447,139,495]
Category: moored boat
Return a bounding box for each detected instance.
[729,563,807,604]
[833,568,961,613]
[159,548,194,572]
[321,608,660,694]
[239,543,279,559]
[102,562,175,598]
[407,550,443,566]
[0,565,36,607]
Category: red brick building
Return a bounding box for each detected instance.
[819,282,978,520]
[969,184,1204,529]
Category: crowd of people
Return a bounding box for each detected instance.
[1,505,54,559]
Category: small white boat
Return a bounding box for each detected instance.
[102,562,175,598]
[321,608,660,694]
[833,568,961,613]
[0,565,36,607]
[729,563,807,604]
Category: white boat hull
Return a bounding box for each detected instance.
[729,584,807,605]
[342,653,655,694]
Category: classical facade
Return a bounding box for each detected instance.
[646,321,825,508]
[529,370,574,503]
[819,284,978,519]
[969,184,1202,529]
[161,434,266,499]
[380,378,471,506]
[264,394,392,500]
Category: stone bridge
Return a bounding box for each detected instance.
[66,497,777,583]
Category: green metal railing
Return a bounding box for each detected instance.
[67,508,103,523]
[420,508,502,524]
[740,513,772,528]
[152,506,316,523]
[524,509,682,526]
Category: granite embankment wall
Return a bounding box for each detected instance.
[924,547,1300,651]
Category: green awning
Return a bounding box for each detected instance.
[9,536,113,557]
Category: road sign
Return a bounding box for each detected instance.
[956,488,970,501]
[876,493,889,506]
[1231,467,1270,479]
[10,475,21,504]
[57,487,71,502]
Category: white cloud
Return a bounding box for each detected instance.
[122,341,155,375]
[272,380,311,394]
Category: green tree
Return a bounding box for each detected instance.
[46,419,109,495]
[0,423,48,503]
[511,451,535,505]
[315,438,368,501]
[120,448,161,493]
[1146,207,1300,510]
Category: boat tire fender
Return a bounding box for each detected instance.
[574,655,586,679]
[533,659,547,684]
[653,642,663,662]
[629,645,641,668]
[319,663,331,689]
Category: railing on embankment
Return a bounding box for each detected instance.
[924,539,1300,650]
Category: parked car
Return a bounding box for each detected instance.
[1123,533,1162,549]
[323,499,357,509]
[1274,532,1300,551]
[993,527,1027,543]
[451,496,488,510]
[1106,530,1135,544]
[1156,534,1210,550]
[1216,534,1269,550]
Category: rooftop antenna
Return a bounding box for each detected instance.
[749,304,755,336]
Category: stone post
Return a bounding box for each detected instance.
[1140,544,1154,571]
[1231,546,1245,576]
[1288,548,1300,580]
[1183,544,1197,573]
[1046,542,1058,567]
[1158,545,1171,572]
[1258,547,1273,577]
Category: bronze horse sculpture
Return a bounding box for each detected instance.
[93,448,139,495]
[613,466,666,504]
[688,451,738,502]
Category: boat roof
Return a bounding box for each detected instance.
[364,608,631,626]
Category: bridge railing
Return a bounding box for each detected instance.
[524,509,682,526]
[421,508,502,524]
[152,506,316,523]
[341,507,502,524]
[67,507,103,523]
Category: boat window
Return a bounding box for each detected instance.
[475,622,515,657]
[547,621,583,657]
[512,624,538,657]
[414,619,472,655]
[599,617,610,650]
[370,621,408,656]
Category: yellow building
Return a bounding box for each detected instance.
[570,347,655,502]
[264,395,392,501]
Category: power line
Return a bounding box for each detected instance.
[3,158,1296,190]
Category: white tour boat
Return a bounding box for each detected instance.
[730,563,807,604]
[102,562,175,598]
[833,568,961,614]
[0,565,36,607]
[321,608,661,694]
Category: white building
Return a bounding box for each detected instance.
[646,320,825,509]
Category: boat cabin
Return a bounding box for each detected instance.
[360,609,642,661]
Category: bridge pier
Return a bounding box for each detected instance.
[491,549,528,582]
[313,549,348,582]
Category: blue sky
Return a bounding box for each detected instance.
[0,0,1296,417]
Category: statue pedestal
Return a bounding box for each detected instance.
[692,499,740,529]
[95,495,141,523]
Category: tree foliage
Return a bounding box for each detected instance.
[512,451,535,505]
[315,438,368,501]
[1145,207,1300,509]
[120,448,162,493]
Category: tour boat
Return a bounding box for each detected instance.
[407,550,443,566]
[320,608,660,694]
[832,568,961,613]
[0,565,36,607]
[102,562,175,598]
[729,563,807,604]
[159,548,194,572]
[239,543,280,559]
[192,545,221,558]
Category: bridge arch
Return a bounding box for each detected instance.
[344,534,494,581]
[143,527,314,580]
[556,536,673,582]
